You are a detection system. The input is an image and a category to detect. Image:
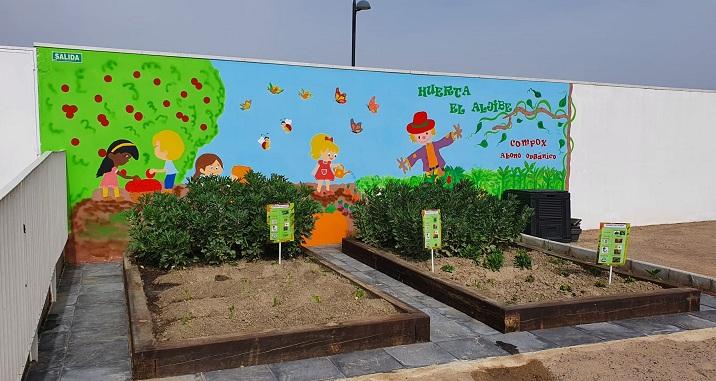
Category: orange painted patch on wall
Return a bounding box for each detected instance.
[303,211,350,246]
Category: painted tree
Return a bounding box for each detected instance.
[37,48,225,207]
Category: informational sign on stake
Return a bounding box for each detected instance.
[422,209,441,272]
[596,222,631,284]
[267,203,295,264]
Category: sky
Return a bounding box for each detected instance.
[1,0,715,90]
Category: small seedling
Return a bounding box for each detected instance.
[440,264,455,273]
[513,248,532,270]
[586,267,603,277]
[182,289,193,301]
[624,276,636,284]
[558,269,571,277]
[482,248,504,272]
[471,280,482,289]
[353,287,366,300]
[272,296,282,307]
[180,312,193,325]
[646,269,662,279]
[310,295,321,304]
[228,304,236,319]
[559,284,572,292]
[594,280,607,288]
[525,274,535,283]
[548,257,568,267]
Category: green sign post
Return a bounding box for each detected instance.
[596,222,631,284]
[267,203,294,264]
[422,209,441,272]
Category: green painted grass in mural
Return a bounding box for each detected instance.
[356,163,566,197]
[36,47,226,207]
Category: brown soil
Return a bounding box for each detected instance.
[416,248,661,305]
[140,256,400,342]
[471,360,555,381]
[352,328,716,381]
[576,221,716,278]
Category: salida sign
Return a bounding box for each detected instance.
[52,51,83,63]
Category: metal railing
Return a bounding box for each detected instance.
[0,151,67,381]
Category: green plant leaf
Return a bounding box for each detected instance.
[559,96,567,108]
[532,90,542,98]
[516,118,522,123]
[559,139,565,149]
[475,121,483,133]
[537,121,545,130]
[479,139,489,148]
[557,122,564,127]
[498,133,507,144]
[526,99,533,108]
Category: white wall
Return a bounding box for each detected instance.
[0,46,39,189]
[570,84,716,229]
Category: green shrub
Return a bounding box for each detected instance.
[559,284,572,292]
[352,179,532,261]
[525,274,535,283]
[594,280,607,288]
[127,172,320,269]
[513,248,532,270]
[483,248,504,272]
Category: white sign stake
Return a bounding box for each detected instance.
[278,242,282,265]
[608,265,613,285]
[431,249,435,272]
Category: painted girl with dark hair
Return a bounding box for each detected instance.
[96,139,140,198]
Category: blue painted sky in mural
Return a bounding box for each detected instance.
[198,59,570,183]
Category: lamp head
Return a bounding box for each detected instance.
[355,0,371,12]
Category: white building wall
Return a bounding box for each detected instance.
[570,83,716,229]
[0,46,39,189]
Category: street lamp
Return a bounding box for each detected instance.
[352,0,371,66]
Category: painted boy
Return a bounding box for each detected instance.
[397,111,462,176]
[148,130,185,189]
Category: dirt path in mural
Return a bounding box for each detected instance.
[351,328,716,381]
[575,221,716,278]
[304,182,360,246]
[68,197,134,263]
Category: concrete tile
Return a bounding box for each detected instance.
[69,324,129,345]
[575,322,645,341]
[204,364,277,381]
[453,318,502,336]
[436,337,508,360]
[25,366,62,381]
[430,320,475,342]
[63,337,130,368]
[342,259,374,272]
[39,331,69,352]
[701,305,715,311]
[149,375,203,381]
[269,357,344,381]
[700,294,716,309]
[54,292,79,307]
[82,262,122,276]
[76,291,125,306]
[41,310,75,335]
[413,295,448,308]
[612,316,683,335]
[485,331,555,354]
[383,342,456,368]
[650,313,716,330]
[349,271,378,285]
[330,348,403,378]
[530,326,603,347]
[690,310,716,323]
[83,275,124,287]
[29,347,66,372]
[60,366,131,381]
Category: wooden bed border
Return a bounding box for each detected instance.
[342,238,700,333]
[123,249,429,379]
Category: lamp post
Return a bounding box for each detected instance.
[352,0,371,66]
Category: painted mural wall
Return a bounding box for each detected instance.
[36,46,574,253]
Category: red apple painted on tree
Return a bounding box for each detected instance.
[61,84,70,92]
[94,94,103,103]
[133,70,141,78]
[125,105,134,113]
[153,78,161,85]
[104,75,112,82]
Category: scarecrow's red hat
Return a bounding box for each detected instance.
[406,111,435,134]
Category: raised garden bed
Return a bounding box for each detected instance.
[123,249,429,379]
[342,238,701,333]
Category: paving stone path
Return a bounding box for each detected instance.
[26,247,716,381]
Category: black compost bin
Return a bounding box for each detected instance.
[502,189,571,243]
